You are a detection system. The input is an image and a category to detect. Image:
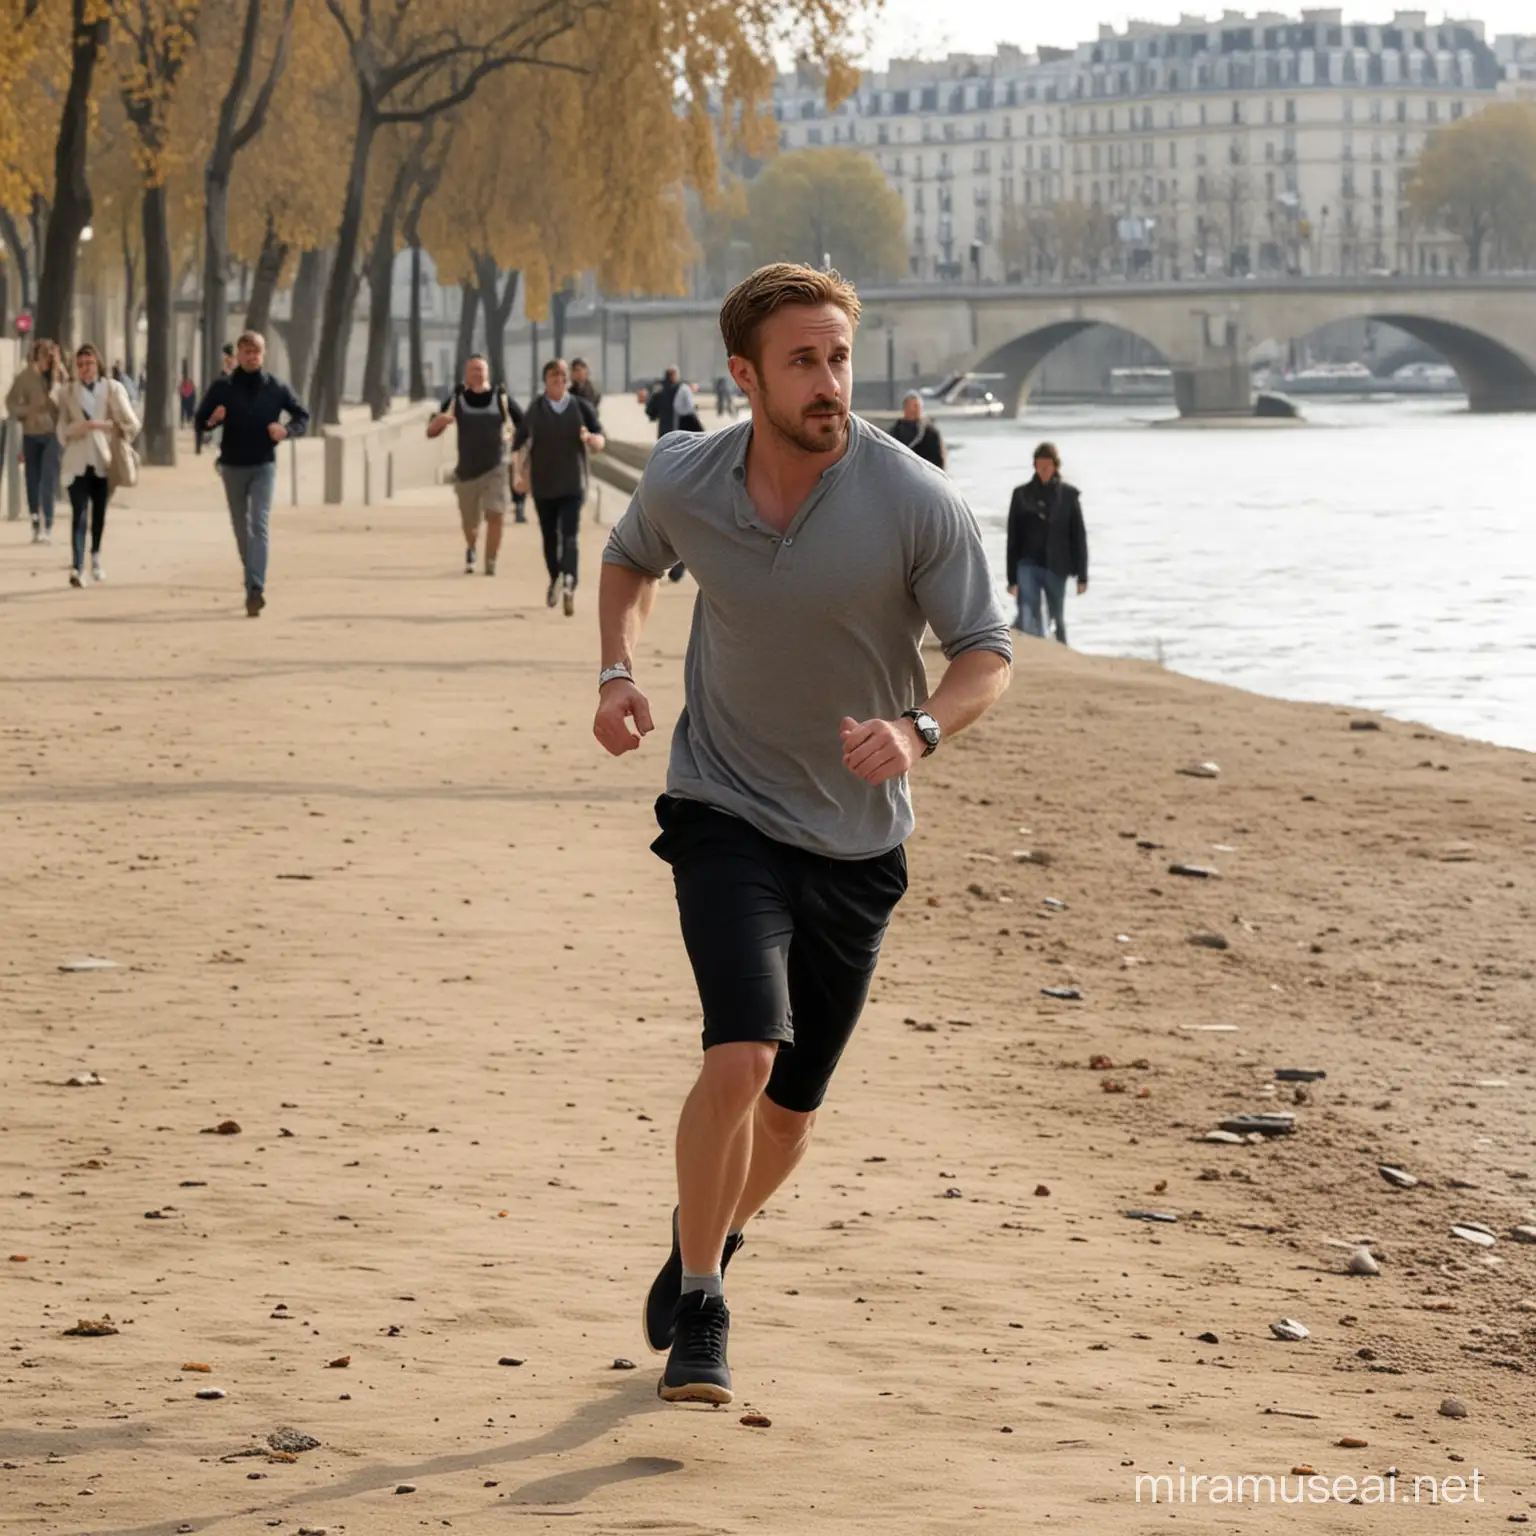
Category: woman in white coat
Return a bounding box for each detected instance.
[56,343,140,587]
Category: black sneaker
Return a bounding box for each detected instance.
[546,579,558,608]
[658,1292,732,1404]
[644,1208,743,1355]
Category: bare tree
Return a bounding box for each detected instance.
[36,0,110,345]
[472,254,520,392]
[202,0,296,389]
[310,1,593,424]
[244,213,290,333]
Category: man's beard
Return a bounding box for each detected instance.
[758,381,848,455]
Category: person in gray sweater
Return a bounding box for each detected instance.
[512,358,605,615]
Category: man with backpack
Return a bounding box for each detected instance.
[427,354,524,576]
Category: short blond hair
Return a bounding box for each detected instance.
[719,263,861,366]
[237,330,265,351]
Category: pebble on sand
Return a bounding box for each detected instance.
[1269,1319,1310,1341]
[1337,1437,1370,1448]
[1168,863,1221,879]
[1450,1224,1496,1247]
[195,1388,227,1399]
[267,1428,321,1454]
[497,1357,524,1367]
[1034,1184,1051,1197]
[1188,932,1229,950]
[62,1318,118,1337]
[326,1355,351,1368]
[1347,1248,1381,1276]
[1041,986,1082,1000]
[1439,1398,1468,1419]
[1379,1165,1419,1189]
[201,1120,242,1136]
[1176,762,1221,778]
[611,1358,637,1370]
[740,1414,772,1428]
[1511,1226,1536,1245]
[395,1483,417,1494]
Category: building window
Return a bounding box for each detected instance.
[1451,101,1464,120]
[974,148,990,172]
[1265,99,1274,124]
[1024,178,1033,204]
[1026,114,1034,136]
[1003,116,1012,137]
[877,124,888,144]
[1231,100,1242,124]
[1169,140,1178,167]
[1343,97,1354,122]
[1025,145,1034,170]
[1091,145,1101,171]
[808,128,822,145]
[1427,101,1439,124]
[1285,99,1296,123]
[1199,103,1208,126]
[1265,141,1274,161]
[943,121,956,141]
[1370,98,1383,122]
[1396,99,1407,122]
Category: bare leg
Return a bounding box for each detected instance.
[484,512,505,564]
[675,1041,774,1274]
[731,1098,815,1230]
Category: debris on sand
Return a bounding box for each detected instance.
[1269,1319,1310,1341]
[1379,1166,1419,1189]
[1177,762,1221,779]
[63,1318,119,1337]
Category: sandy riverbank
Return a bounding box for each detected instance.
[2,454,1533,1535]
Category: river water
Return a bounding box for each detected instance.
[944,400,1535,754]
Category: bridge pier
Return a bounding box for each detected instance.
[1172,361,1253,418]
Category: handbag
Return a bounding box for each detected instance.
[105,383,139,492]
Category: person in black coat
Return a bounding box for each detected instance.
[886,391,946,469]
[1005,440,1088,644]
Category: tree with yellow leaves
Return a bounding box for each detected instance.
[1409,104,1536,274]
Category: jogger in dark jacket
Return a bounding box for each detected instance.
[194,330,308,617]
[1005,440,1088,644]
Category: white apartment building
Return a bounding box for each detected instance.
[772,10,1530,282]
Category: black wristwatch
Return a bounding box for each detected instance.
[902,708,941,756]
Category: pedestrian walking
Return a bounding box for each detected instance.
[594,262,1011,1406]
[196,344,237,456]
[644,366,683,438]
[178,372,197,426]
[1006,441,1088,644]
[569,358,601,408]
[426,354,522,576]
[5,338,65,543]
[55,344,140,587]
[887,390,946,469]
[664,382,705,583]
[193,331,309,617]
[714,375,737,419]
[511,358,605,617]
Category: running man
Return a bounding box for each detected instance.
[512,358,605,616]
[426,354,522,575]
[194,331,309,617]
[594,264,1012,1404]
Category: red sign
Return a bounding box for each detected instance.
[14,312,33,335]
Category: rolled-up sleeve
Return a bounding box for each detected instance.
[602,466,677,578]
[913,493,1014,664]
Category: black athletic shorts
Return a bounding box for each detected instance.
[651,794,908,1114]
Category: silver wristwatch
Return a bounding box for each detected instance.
[598,663,634,690]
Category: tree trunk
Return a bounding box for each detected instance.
[245,216,288,333]
[473,254,518,391]
[284,247,327,398]
[202,169,233,383]
[454,279,478,378]
[121,228,139,377]
[313,104,378,424]
[361,212,398,420]
[36,1,108,345]
[408,240,427,400]
[0,208,31,312]
[552,285,571,361]
[140,183,176,467]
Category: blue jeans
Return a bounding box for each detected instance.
[1016,562,1068,644]
[221,462,276,596]
[23,433,59,529]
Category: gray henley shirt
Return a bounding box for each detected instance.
[602,415,1012,859]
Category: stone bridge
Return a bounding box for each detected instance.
[610,277,1536,416]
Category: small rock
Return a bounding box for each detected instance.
[326,1355,351,1369]
[1439,1397,1468,1419]
[1041,986,1081,1000]
[182,1362,212,1373]
[1379,1165,1419,1189]
[1188,932,1229,950]
[1451,1224,1496,1248]
[267,1428,320,1454]
[1196,1331,1219,1344]
[1033,1184,1050,1197]
[59,957,119,972]
[395,1483,417,1494]
[62,1318,118,1337]
[1219,1113,1295,1137]
[942,1187,963,1199]
[1347,1249,1381,1277]
[1124,1209,1178,1223]
[1201,1130,1245,1144]
[1177,761,1221,778]
[1088,1053,1114,1070]
[1510,1226,1536,1245]
[1041,896,1067,910]
[740,1413,772,1428]
[1269,1319,1310,1341]
[200,1120,242,1136]
[1337,1436,1370,1448]
[1168,863,1220,879]
[1275,1068,1327,1082]
[611,1357,637,1370]
[64,1072,105,1087]
[1348,720,1381,732]
[497,1356,524,1367]
[196,1388,227,1400]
